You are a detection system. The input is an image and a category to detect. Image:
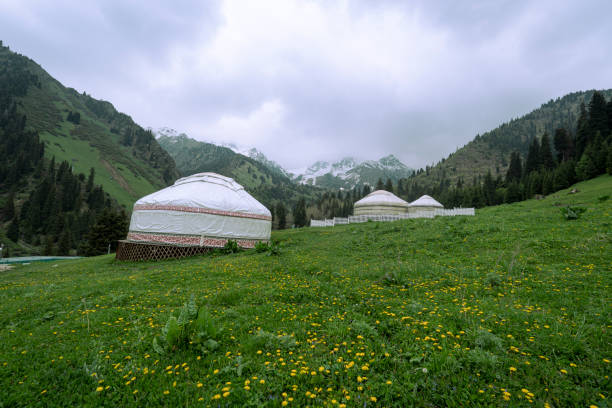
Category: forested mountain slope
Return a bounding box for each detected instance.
[410,90,612,190]
[0,42,179,209]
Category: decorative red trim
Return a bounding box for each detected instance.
[127,232,261,249]
[133,204,271,221]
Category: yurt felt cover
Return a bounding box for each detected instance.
[127,173,271,248]
[354,190,410,208]
[409,195,444,208]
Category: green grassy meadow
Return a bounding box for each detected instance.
[1,176,610,407]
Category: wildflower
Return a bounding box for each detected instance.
[96,387,103,392]
[509,366,517,372]
[370,396,377,402]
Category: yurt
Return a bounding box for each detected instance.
[407,195,443,214]
[116,173,271,261]
[353,190,410,216]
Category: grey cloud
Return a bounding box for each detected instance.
[1,0,611,170]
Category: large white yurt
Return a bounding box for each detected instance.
[117,173,271,260]
[353,190,410,216]
[407,195,444,214]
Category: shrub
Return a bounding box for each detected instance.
[560,206,586,220]
[222,240,240,254]
[255,241,269,253]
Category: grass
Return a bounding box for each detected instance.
[0,176,610,407]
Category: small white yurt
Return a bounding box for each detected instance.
[117,173,271,260]
[353,190,410,216]
[408,195,443,214]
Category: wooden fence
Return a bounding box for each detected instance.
[310,208,475,227]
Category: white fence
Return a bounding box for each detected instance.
[310,208,475,227]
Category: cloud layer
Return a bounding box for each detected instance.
[1,0,611,169]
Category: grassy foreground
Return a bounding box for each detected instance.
[1,177,610,407]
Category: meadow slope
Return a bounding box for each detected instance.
[0,176,610,407]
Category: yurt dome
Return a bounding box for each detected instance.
[408,195,443,213]
[353,190,410,215]
[125,173,271,250]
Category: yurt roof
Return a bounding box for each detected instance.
[354,190,409,207]
[134,172,270,217]
[409,195,443,208]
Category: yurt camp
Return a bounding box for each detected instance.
[353,190,410,216]
[408,195,444,214]
[116,173,271,261]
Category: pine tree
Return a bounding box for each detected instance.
[553,128,573,162]
[86,167,95,193]
[575,149,597,181]
[504,182,521,203]
[588,91,609,139]
[607,143,612,175]
[2,192,15,221]
[362,185,371,197]
[43,235,55,256]
[83,209,128,255]
[375,178,384,191]
[553,160,576,191]
[575,102,590,159]
[384,178,393,192]
[506,151,522,183]
[292,199,307,228]
[57,228,72,256]
[276,203,287,230]
[525,137,540,174]
[539,133,555,170]
[7,217,19,242]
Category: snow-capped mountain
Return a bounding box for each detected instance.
[153,127,413,190]
[290,155,413,189]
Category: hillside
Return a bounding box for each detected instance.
[411,89,612,189]
[1,175,610,406]
[0,43,180,209]
[157,134,320,210]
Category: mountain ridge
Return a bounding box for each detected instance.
[0,43,180,209]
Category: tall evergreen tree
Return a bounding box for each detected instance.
[525,137,541,174]
[83,209,128,255]
[276,203,287,230]
[86,167,95,193]
[292,199,307,228]
[375,178,384,191]
[575,102,590,159]
[588,91,609,139]
[7,217,19,242]
[384,178,393,192]
[506,151,522,183]
[362,185,371,197]
[539,133,555,170]
[2,192,15,221]
[553,128,573,162]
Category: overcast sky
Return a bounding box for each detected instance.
[1,0,611,170]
